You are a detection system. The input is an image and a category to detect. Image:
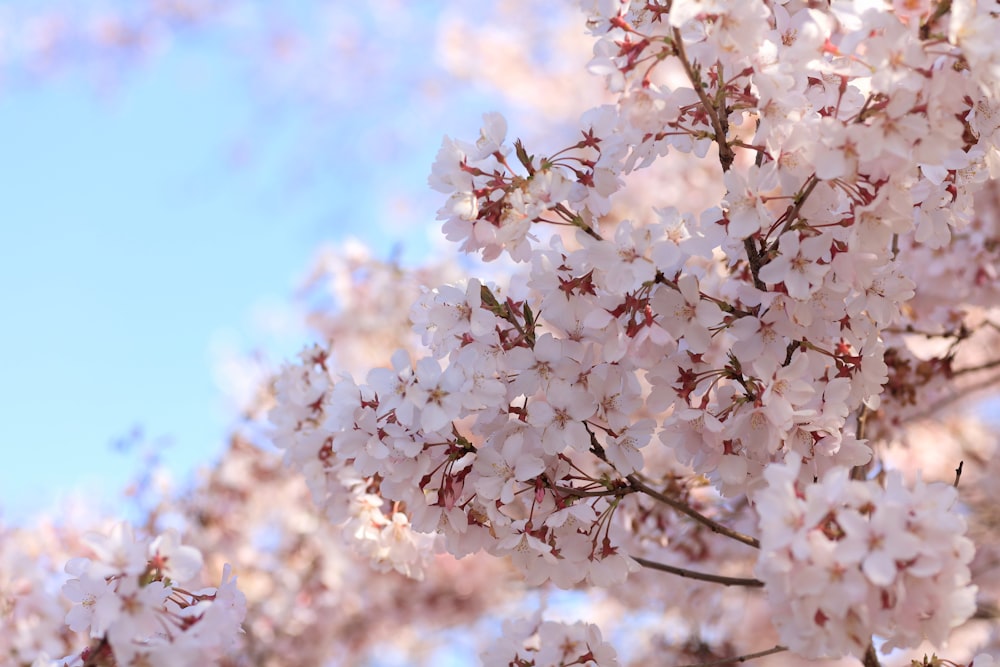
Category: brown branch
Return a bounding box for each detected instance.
[914,370,1000,418]
[973,601,1000,619]
[744,237,767,291]
[553,203,603,241]
[862,642,882,667]
[674,644,787,667]
[920,0,952,39]
[850,406,874,481]
[952,356,1000,377]
[765,175,819,255]
[672,28,734,172]
[551,483,630,499]
[80,637,111,667]
[631,555,764,587]
[627,474,760,549]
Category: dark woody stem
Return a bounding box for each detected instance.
[674,644,788,667]
[631,555,763,587]
[672,28,735,173]
[627,474,760,549]
[862,642,882,667]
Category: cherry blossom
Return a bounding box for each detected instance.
[59,524,247,666]
[9,1,1000,665]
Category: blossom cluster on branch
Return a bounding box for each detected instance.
[756,460,976,658]
[267,0,1000,664]
[58,524,245,666]
[7,0,1000,665]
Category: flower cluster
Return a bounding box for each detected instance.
[13,0,1000,664]
[56,523,245,667]
[268,1,1000,660]
[480,613,619,667]
[755,460,977,659]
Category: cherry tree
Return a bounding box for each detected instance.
[270,1,1000,665]
[6,0,1000,665]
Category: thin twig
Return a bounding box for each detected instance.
[627,474,760,549]
[954,460,964,488]
[765,175,819,255]
[551,483,630,499]
[674,644,787,667]
[952,356,1000,376]
[631,555,764,587]
[912,370,1000,419]
[850,406,873,481]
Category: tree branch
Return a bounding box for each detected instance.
[862,642,882,667]
[765,175,819,254]
[952,356,1000,376]
[551,483,630,498]
[672,28,734,173]
[674,644,787,667]
[973,601,1000,619]
[631,555,764,587]
[913,370,1000,419]
[743,237,767,291]
[628,474,760,549]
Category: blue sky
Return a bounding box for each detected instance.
[0,45,305,518]
[0,11,476,520]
